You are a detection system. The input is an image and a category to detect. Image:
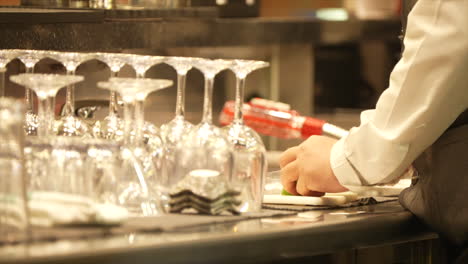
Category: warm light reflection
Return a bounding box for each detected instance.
[316,9,349,21]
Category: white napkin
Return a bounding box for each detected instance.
[28,192,128,227]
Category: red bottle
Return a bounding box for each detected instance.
[219,98,348,139]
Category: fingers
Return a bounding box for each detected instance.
[296,173,325,197]
[281,160,299,183]
[283,180,299,196]
[279,146,299,168]
[281,161,299,195]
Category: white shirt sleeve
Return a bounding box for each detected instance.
[330,0,468,189]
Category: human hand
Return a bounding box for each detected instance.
[279,136,348,196]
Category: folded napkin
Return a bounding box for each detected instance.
[28,192,128,227]
[262,196,397,212]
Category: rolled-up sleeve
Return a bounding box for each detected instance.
[330,0,468,189]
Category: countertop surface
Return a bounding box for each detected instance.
[0,201,436,264]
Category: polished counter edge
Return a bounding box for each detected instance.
[0,202,437,264]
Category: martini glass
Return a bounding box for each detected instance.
[114,76,167,183]
[16,50,48,136]
[124,55,166,143]
[97,78,172,216]
[0,50,23,98]
[48,51,96,137]
[10,74,84,138]
[223,59,269,212]
[169,58,233,208]
[93,52,129,140]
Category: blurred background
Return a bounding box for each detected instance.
[0,0,402,150]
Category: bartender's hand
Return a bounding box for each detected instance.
[280,136,348,196]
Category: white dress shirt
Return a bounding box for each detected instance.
[330,0,468,190]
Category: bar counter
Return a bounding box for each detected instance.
[0,201,437,264]
[0,8,425,263]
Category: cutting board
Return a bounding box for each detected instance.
[263,192,358,206]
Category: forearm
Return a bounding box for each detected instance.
[331,0,468,188]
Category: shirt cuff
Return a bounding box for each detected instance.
[330,136,363,189]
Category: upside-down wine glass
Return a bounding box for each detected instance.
[223,59,270,212]
[10,74,84,138]
[123,55,167,196]
[48,51,95,137]
[97,78,173,216]
[93,52,129,140]
[168,58,233,208]
[161,56,195,142]
[17,50,47,136]
[160,57,196,181]
[124,54,166,141]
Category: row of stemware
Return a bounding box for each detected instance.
[1,49,270,217]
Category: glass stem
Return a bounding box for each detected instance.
[63,69,76,117]
[37,96,52,137]
[201,77,214,124]
[52,96,56,118]
[135,100,145,146]
[108,71,118,117]
[233,76,246,125]
[0,68,5,97]
[175,73,187,118]
[136,71,145,79]
[123,100,136,146]
[25,67,34,114]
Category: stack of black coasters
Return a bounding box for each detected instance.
[168,169,241,215]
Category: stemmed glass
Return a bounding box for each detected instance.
[223,59,270,212]
[161,57,196,180]
[161,56,195,142]
[0,50,23,98]
[124,54,166,142]
[48,51,96,137]
[16,50,48,136]
[93,52,128,140]
[11,74,122,208]
[11,73,86,200]
[10,74,84,138]
[169,58,233,205]
[97,78,173,216]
